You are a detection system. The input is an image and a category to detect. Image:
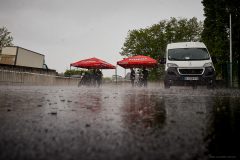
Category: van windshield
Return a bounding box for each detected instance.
[168,48,210,61]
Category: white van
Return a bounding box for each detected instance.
[164,42,216,88]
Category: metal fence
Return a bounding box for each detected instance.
[216,62,240,88]
[0,69,80,86]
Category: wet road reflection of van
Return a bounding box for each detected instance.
[120,88,240,159]
[206,96,240,158]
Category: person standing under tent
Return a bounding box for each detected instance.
[96,69,103,87]
[142,67,149,87]
[78,71,90,87]
[91,69,97,87]
[130,68,135,87]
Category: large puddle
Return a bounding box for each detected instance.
[0,85,239,160]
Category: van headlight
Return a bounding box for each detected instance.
[204,62,215,74]
[167,63,178,68]
[203,62,213,68]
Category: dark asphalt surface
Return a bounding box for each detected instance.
[0,85,239,160]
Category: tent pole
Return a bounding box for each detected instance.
[115,65,117,85]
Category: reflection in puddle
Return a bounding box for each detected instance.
[206,97,240,158]
[121,90,166,129]
[119,88,240,159]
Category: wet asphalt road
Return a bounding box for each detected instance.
[0,84,239,160]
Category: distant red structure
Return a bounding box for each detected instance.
[71,57,115,69]
[117,55,157,68]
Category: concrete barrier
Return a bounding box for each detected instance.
[0,69,79,86]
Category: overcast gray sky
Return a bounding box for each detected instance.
[0,0,204,77]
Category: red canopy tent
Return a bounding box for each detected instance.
[117,55,157,68]
[71,57,116,69]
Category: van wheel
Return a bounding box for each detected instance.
[192,82,197,89]
[164,85,170,89]
[192,85,197,89]
[207,80,215,89]
[164,82,170,89]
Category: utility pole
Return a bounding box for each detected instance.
[230,13,233,87]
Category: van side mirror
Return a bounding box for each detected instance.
[160,58,166,64]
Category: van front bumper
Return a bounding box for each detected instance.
[164,67,216,86]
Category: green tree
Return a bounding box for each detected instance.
[64,69,86,77]
[0,27,13,53]
[121,17,203,59]
[120,17,203,80]
[202,0,240,81]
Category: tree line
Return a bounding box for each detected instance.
[0,27,13,53]
[202,0,240,81]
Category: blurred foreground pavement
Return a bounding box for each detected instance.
[0,85,240,160]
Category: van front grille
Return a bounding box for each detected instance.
[178,69,203,75]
